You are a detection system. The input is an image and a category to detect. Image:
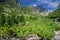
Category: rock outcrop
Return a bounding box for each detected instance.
[0,34,42,40]
[52,30,60,40]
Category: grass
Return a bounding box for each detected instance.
[0,16,59,40]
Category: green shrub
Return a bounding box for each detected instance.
[4,17,59,40]
[47,4,60,19]
[0,27,8,37]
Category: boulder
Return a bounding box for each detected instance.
[20,34,42,40]
[52,30,60,40]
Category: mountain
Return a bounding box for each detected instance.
[33,5,48,13]
[0,0,20,8]
[32,5,50,16]
[47,3,60,19]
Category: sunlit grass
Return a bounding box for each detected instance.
[0,16,59,40]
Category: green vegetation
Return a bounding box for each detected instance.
[0,15,59,40]
[9,17,59,40]
[47,4,60,19]
[0,1,60,40]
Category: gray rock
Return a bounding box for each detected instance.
[25,34,42,40]
[0,34,42,40]
[53,30,60,40]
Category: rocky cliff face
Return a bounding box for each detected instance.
[32,5,51,16]
[33,5,48,13]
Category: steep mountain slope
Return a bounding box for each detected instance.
[47,3,60,18]
[33,5,48,12]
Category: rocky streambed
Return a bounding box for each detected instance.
[0,34,42,40]
[0,31,60,40]
[0,37,20,40]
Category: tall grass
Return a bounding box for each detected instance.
[0,16,59,40]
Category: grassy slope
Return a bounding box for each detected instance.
[0,15,59,40]
[0,3,60,40]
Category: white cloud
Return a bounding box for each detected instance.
[48,2,59,8]
[37,0,52,3]
[33,4,37,7]
[32,0,60,10]
[37,0,60,4]
[37,0,52,1]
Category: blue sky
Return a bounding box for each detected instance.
[19,0,60,10]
